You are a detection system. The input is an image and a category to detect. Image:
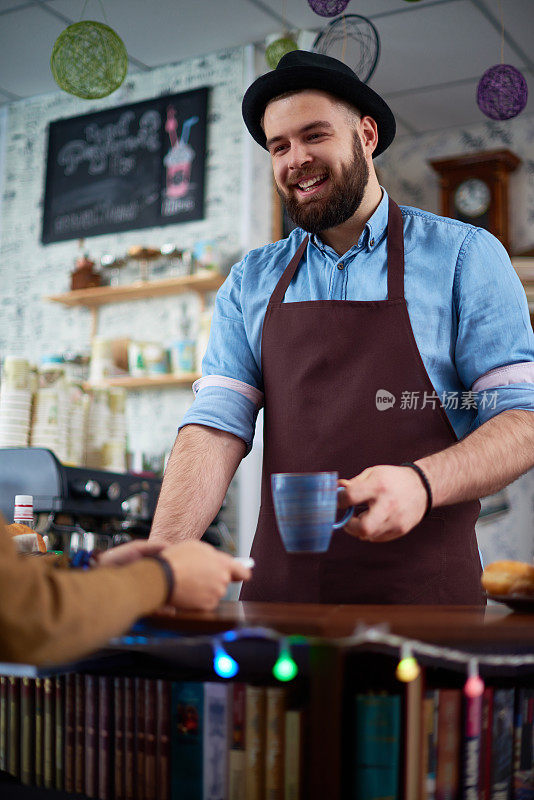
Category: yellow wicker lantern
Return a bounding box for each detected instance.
[50,21,128,99]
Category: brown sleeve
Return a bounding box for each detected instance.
[0,520,167,666]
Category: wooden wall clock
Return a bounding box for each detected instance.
[429,149,521,253]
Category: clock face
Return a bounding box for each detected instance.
[454,178,491,218]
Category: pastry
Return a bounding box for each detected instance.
[7,523,47,553]
[481,560,534,596]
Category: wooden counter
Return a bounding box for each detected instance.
[151,600,530,648]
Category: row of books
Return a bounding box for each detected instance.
[353,675,534,800]
[0,673,304,800]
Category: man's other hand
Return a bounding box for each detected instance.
[337,465,428,542]
[161,541,252,611]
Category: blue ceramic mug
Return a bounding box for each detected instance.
[271,471,355,553]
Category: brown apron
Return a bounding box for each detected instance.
[240,198,485,605]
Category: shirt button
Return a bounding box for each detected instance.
[337,261,344,270]
[369,238,375,247]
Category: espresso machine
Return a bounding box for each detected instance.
[0,447,233,554]
[0,447,162,551]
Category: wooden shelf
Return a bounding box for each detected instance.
[46,271,224,308]
[84,373,199,390]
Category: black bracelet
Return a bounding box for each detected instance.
[147,555,175,605]
[401,462,433,518]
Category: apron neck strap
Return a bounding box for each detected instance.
[269,236,309,305]
[269,198,405,305]
[386,197,405,301]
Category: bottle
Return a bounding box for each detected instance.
[13,495,47,553]
[14,495,34,528]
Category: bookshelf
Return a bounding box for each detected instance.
[1,601,533,800]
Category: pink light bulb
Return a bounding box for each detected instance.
[464,674,484,698]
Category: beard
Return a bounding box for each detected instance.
[276,132,369,235]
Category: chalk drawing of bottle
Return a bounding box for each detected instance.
[164,106,199,199]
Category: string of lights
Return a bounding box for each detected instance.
[106,621,534,697]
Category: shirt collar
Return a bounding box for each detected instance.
[309,186,389,256]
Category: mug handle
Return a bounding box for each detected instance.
[333,486,356,529]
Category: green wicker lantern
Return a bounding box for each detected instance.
[51,21,128,99]
[265,36,299,69]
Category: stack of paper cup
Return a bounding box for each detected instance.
[65,385,90,466]
[2,357,32,391]
[30,386,69,462]
[105,388,127,471]
[85,388,111,469]
[0,387,32,447]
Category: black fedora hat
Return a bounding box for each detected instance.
[242,50,396,158]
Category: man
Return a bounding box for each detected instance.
[150,51,534,604]
[0,518,250,665]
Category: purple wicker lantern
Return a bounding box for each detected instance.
[477,64,528,120]
[307,0,351,17]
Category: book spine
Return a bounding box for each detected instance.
[43,677,54,789]
[405,672,424,800]
[74,673,85,795]
[124,676,135,800]
[64,673,75,793]
[7,676,20,779]
[114,676,125,800]
[490,688,515,800]
[144,679,157,800]
[203,682,230,800]
[284,709,303,800]
[245,685,266,800]
[461,684,483,800]
[354,693,401,800]
[156,680,171,800]
[34,676,43,787]
[54,676,64,792]
[84,674,98,798]
[229,683,246,800]
[512,688,534,800]
[171,681,204,800]
[98,676,112,800]
[135,677,146,800]
[479,688,494,800]
[20,676,34,786]
[266,687,286,800]
[0,675,7,772]
[422,690,439,800]
[435,689,461,800]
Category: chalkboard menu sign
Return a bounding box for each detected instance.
[42,87,208,244]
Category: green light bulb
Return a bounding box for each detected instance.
[272,651,298,682]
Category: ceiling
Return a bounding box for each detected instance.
[0,0,532,138]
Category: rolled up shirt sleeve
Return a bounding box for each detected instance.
[179,254,264,453]
[454,227,534,428]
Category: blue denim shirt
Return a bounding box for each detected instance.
[181,189,534,452]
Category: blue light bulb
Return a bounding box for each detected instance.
[213,642,239,679]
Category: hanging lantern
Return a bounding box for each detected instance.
[307,0,351,18]
[51,21,128,99]
[265,36,299,69]
[477,64,528,121]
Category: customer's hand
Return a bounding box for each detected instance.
[161,541,252,611]
[96,539,166,567]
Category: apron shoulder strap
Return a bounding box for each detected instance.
[387,198,405,301]
[268,236,309,306]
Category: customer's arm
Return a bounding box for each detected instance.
[0,520,167,665]
[0,521,250,666]
[149,423,247,545]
